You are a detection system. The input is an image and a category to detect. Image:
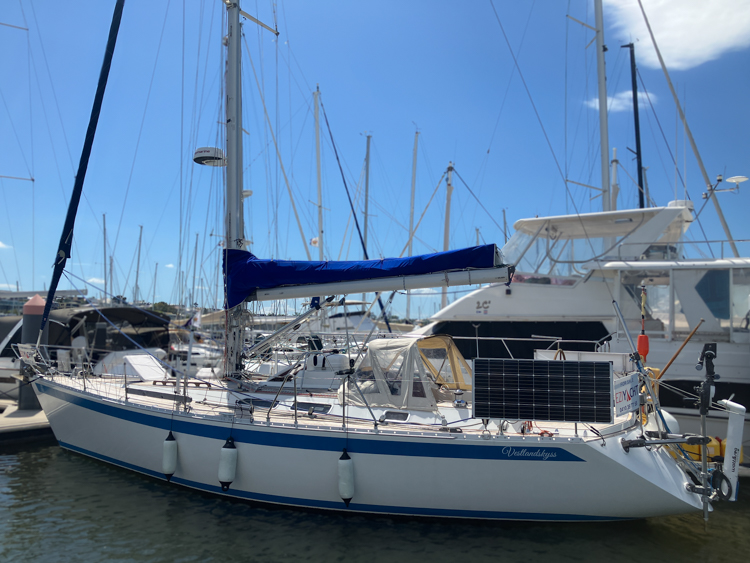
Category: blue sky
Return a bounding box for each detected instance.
[1,0,749,318]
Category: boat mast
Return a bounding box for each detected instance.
[314,86,324,261]
[102,214,107,302]
[362,133,372,311]
[594,0,611,211]
[406,130,418,320]
[364,134,371,258]
[153,262,158,306]
[225,1,245,373]
[134,224,142,304]
[221,2,278,372]
[225,4,244,255]
[623,43,644,208]
[190,233,198,308]
[611,147,620,211]
[441,162,454,310]
[636,0,739,257]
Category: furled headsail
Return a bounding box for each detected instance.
[38,0,126,335]
[224,244,512,307]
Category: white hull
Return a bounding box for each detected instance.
[34,378,702,521]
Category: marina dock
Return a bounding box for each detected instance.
[0,400,52,446]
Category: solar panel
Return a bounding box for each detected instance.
[472,358,613,424]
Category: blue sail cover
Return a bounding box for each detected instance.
[224,244,501,308]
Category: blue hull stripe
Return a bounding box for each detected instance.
[36,381,584,461]
[58,439,621,521]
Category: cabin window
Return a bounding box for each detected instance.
[420,348,453,383]
[696,270,730,320]
[412,381,426,398]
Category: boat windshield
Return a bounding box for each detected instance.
[502,204,692,277]
[502,229,609,278]
[342,336,473,411]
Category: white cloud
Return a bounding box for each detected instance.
[165,264,175,269]
[585,90,658,112]
[0,283,14,289]
[604,0,750,71]
[87,277,105,285]
[0,241,11,249]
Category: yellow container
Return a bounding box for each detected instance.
[720,440,744,464]
[682,437,721,462]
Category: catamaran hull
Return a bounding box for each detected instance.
[33,379,702,521]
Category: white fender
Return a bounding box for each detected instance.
[218,437,238,492]
[338,449,354,506]
[162,431,178,481]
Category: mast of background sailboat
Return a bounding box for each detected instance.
[190,233,198,308]
[364,134,371,259]
[133,224,142,304]
[314,87,324,261]
[593,0,611,211]
[636,0,739,257]
[406,130,418,321]
[103,214,107,302]
[153,262,158,306]
[441,163,454,310]
[623,43,644,208]
[362,133,371,311]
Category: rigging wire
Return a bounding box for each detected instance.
[485,0,536,156]
[637,70,713,258]
[243,36,311,260]
[451,168,505,236]
[318,96,391,331]
[110,2,172,260]
[26,1,74,171]
[490,1,620,307]
[489,2,568,193]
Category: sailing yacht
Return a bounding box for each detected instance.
[16,1,745,522]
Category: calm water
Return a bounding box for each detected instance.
[1,442,748,563]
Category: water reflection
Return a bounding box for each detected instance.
[0,444,748,563]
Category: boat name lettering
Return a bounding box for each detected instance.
[501,446,558,461]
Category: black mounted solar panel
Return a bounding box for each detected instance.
[472,358,613,424]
